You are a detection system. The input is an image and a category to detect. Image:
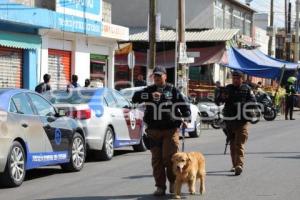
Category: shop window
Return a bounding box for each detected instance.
[90,54,107,86]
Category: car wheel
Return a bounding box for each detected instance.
[188,114,202,138]
[132,134,148,152]
[98,127,114,161]
[61,133,85,172]
[0,141,26,187]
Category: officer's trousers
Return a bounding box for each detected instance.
[146,128,179,190]
[226,121,249,168]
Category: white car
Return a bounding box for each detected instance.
[45,88,146,161]
[120,86,201,138]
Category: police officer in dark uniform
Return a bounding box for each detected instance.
[216,70,256,176]
[132,66,191,196]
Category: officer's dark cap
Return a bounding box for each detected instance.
[153,66,167,75]
[232,70,244,77]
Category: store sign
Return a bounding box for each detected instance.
[56,0,102,36]
[56,0,102,19]
[102,22,129,40]
[56,14,102,35]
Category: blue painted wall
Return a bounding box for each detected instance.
[0,4,55,29]
[0,2,103,36]
[23,50,37,90]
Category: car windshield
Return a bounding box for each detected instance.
[120,87,146,101]
[45,90,102,104]
[120,90,135,100]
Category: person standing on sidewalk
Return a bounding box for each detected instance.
[84,79,91,88]
[67,74,81,91]
[132,66,191,196]
[35,74,51,94]
[134,74,147,87]
[216,70,256,176]
[285,76,297,120]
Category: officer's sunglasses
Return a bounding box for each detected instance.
[154,74,163,78]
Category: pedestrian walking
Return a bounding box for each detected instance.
[35,74,51,94]
[214,81,221,103]
[285,76,297,120]
[67,74,81,91]
[216,70,256,176]
[132,66,191,196]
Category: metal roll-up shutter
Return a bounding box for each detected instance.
[0,46,23,88]
[48,49,71,90]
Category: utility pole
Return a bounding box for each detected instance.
[177,0,188,95]
[148,0,156,83]
[268,0,274,56]
[295,0,300,63]
[286,2,292,61]
[285,0,288,35]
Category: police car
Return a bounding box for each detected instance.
[120,86,202,138]
[0,89,86,187]
[45,88,146,161]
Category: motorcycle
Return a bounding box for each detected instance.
[198,100,262,126]
[197,101,225,129]
[255,93,277,121]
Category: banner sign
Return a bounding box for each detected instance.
[56,0,102,36]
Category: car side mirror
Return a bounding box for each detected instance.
[47,116,56,123]
[56,108,66,117]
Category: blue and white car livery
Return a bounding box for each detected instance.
[0,89,86,187]
[46,88,146,161]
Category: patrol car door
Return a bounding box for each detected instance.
[27,93,72,153]
[103,90,124,143]
[112,91,141,142]
[10,93,46,158]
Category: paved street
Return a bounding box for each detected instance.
[1,113,300,200]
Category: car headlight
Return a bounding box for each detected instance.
[209,107,217,112]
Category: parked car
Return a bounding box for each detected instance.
[120,86,202,138]
[44,88,147,161]
[0,89,86,187]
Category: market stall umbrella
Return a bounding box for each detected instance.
[223,47,299,80]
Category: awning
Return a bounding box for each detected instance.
[0,32,41,49]
[115,44,226,68]
[129,28,239,42]
[223,47,298,80]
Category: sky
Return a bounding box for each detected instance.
[240,0,296,28]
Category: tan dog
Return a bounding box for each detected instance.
[172,152,206,199]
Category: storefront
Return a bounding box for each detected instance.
[0,31,41,89]
[90,54,108,85]
[48,49,72,90]
[38,2,129,89]
[0,1,129,90]
[0,3,55,89]
[0,46,23,88]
